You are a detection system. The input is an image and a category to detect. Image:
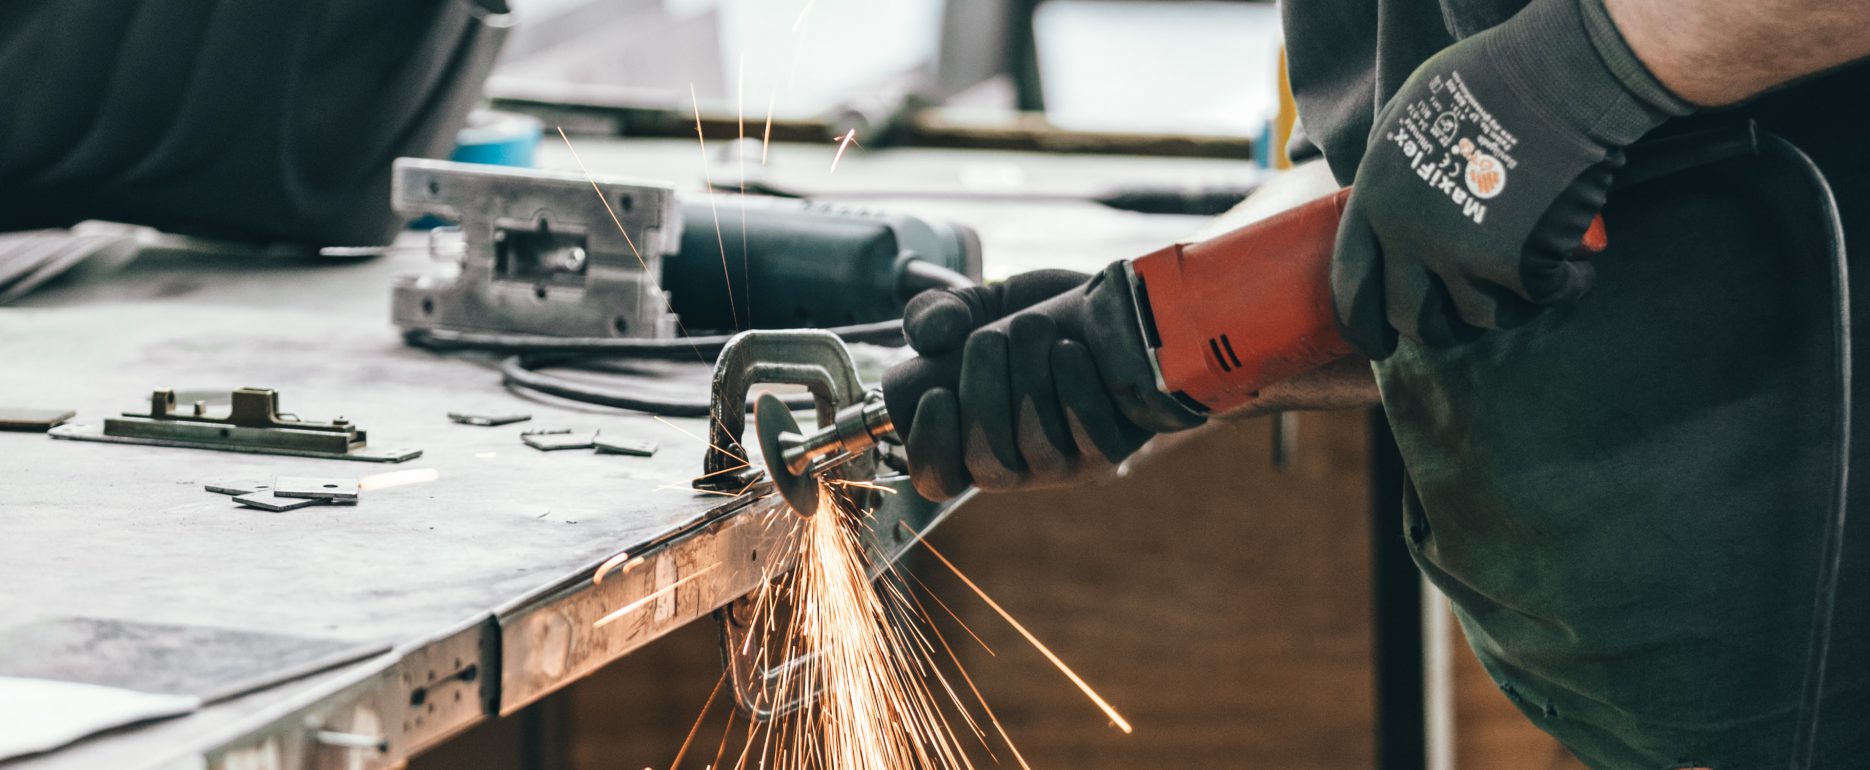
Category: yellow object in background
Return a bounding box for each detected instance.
[1273,47,1299,171]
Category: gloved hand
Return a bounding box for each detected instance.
[1331,0,1690,358]
[884,264,1205,501]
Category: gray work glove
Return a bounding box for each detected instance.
[884,265,1205,501]
[1332,0,1690,358]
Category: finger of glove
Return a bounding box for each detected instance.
[1521,256,1596,306]
[905,388,972,501]
[1388,268,1484,347]
[1519,160,1614,304]
[1053,340,1152,466]
[903,290,979,355]
[1007,314,1077,483]
[902,269,1090,356]
[958,330,1026,491]
[1442,274,1540,331]
[1330,209,1400,360]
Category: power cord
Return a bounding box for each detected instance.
[1605,124,1848,768]
[403,259,977,417]
[1760,127,1852,770]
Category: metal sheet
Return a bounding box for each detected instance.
[446,412,530,427]
[232,492,329,512]
[593,436,658,456]
[520,431,598,451]
[0,618,387,704]
[0,408,75,432]
[274,477,360,503]
[203,481,271,496]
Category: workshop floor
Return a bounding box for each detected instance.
[411,410,1588,769]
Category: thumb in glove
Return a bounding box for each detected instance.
[902,269,1090,355]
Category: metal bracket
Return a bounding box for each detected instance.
[694,330,873,495]
[389,158,683,340]
[697,330,955,722]
[48,388,420,462]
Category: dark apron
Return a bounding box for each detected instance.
[1377,120,1870,768]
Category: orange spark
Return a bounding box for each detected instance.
[905,569,995,656]
[649,478,1120,769]
[669,673,726,770]
[912,590,1031,770]
[691,84,740,331]
[557,126,646,267]
[655,415,747,464]
[556,127,709,363]
[827,479,896,494]
[783,490,973,769]
[762,87,777,165]
[918,537,1135,734]
[692,463,752,482]
[736,55,751,325]
[594,563,719,627]
[829,129,863,174]
[657,485,741,498]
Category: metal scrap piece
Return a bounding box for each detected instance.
[50,388,421,463]
[0,407,76,432]
[594,437,658,457]
[274,477,360,504]
[522,431,597,451]
[204,481,271,496]
[232,492,329,512]
[447,412,531,427]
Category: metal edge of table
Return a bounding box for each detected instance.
[143,475,954,770]
[144,613,493,770]
[496,473,955,714]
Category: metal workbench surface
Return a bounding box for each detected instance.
[0,138,1247,769]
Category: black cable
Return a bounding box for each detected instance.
[496,354,824,417]
[1765,127,1853,770]
[897,257,979,293]
[412,320,906,417]
[404,259,979,415]
[404,319,909,360]
[1622,125,1851,768]
[404,320,904,415]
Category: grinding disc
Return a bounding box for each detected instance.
[755,393,819,515]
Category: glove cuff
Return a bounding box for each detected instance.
[1577,0,1693,115]
[1490,0,1692,146]
[1084,261,1208,433]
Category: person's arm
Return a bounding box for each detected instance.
[1607,0,1870,107]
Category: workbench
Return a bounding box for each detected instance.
[0,138,1245,769]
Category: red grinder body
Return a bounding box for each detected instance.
[1128,188,1354,414]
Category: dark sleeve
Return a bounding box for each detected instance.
[0,0,505,246]
[1280,0,1457,187]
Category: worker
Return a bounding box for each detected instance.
[890,0,1870,766]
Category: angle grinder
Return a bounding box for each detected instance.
[755,188,1371,515]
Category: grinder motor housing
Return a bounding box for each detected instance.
[390,159,983,342]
